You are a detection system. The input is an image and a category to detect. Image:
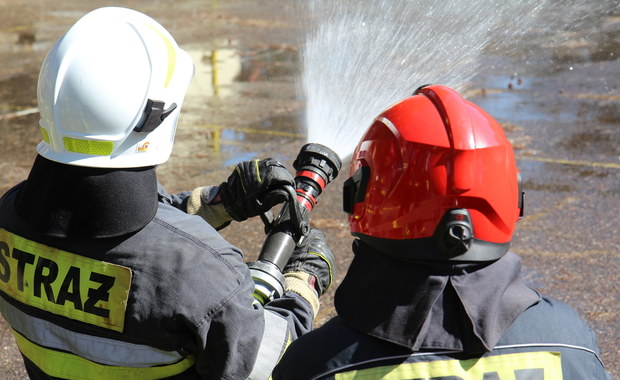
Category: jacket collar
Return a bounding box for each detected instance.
[334,240,540,352]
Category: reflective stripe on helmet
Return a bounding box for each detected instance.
[39,127,50,144]
[145,22,176,88]
[63,137,115,156]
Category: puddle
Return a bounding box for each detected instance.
[235,46,299,82]
[474,85,576,124]
[181,40,304,168]
[186,42,299,99]
[0,29,44,54]
[197,113,304,167]
[187,46,240,99]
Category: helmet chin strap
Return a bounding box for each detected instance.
[133,99,178,133]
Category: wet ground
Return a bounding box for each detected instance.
[0,1,618,378]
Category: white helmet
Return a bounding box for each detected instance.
[36,7,194,168]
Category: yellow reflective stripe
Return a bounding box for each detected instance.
[63,137,114,156]
[0,229,132,332]
[235,165,248,193]
[12,330,195,380]
[254,159,262,182]
[237,159,261,196]
[40,127,50,144]
[268,332,292,380]
[335,351,563,380]
[309,250,333,292]
[0,300,184,368]
[145,23,177,88]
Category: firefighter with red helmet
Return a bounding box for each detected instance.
[273,85,611,379]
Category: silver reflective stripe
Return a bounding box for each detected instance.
[494,343,606,366]
[247,310,289,380]
[0,297,183,367]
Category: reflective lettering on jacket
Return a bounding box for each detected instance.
[0,229,131,332]
[335,351,562,380]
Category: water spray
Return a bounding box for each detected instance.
[295,0,599,159]
[248,143,342,303]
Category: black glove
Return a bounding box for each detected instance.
[219,158,294,221]
[283,228,335,296]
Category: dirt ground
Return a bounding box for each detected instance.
[0,1,618,378]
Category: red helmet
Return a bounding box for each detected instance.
[343,85,524,261]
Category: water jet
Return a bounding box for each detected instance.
[294,0,605,160]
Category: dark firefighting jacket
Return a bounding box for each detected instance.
[273,240,612,380]
[0,156,314,379]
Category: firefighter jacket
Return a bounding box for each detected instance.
[0,156,315,380]
[273,240,612,380]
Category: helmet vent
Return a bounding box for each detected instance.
[434,209,474,257]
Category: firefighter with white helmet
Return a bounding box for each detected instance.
[36,7,192,169]
[273,85,611,379]
[0,7,334,379]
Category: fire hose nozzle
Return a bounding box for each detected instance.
[293,143,342,212]
[249,143,341,304]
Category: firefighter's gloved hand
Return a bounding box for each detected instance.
[186,186,232,230]
[219,158,294,222]
[283,229,335,315]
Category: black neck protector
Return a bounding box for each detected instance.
[15,155,158,238]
